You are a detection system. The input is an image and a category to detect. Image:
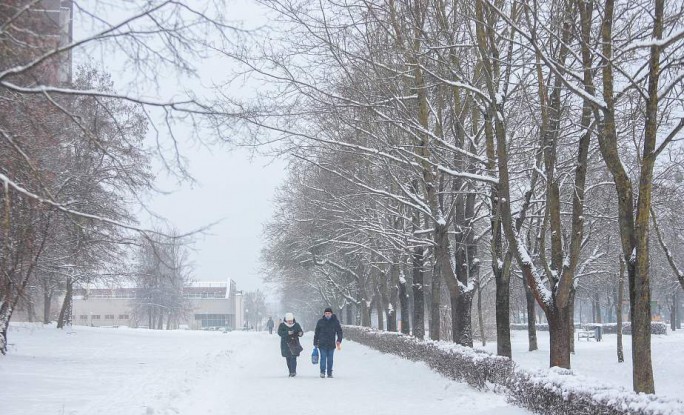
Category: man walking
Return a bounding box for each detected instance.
[266,316,275,334]
[313,307,343,378]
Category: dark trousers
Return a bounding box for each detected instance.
[319,347,335,375]
[286,356,297,374]
[269,328,273,334]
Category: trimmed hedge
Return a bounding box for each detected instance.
[343,326,513,389]
[582,322,668,335]
[510,322,669,335]
[344,325,683,415]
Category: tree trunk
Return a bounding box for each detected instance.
[430,259,441,340]
[452,289,473,347]
[360,297,371,327]
[594,292,603,323]
[412,247,425,339]
[0,297,13,354]
[375,295,384,330]
[617,256,625,363]
[524,278,538,351]
[43,289,52,324]
[476,278,486,346]
[57,277,73,329]
[670,294,676,332]
[569,289,577,354]
[673,290,678,331]
[495,266,511,357]
[548,305,572,368]
[399,270,410,335]
[391,263,401,332]
[382,268,397,332]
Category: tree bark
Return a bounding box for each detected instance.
[430,259,441,340]
[375,294,384,330]
[524,278,538,351]
[43,287,53,324]
[57,277,73,329]
[476,277,486,346]
[412,247,425,339]
[617,256,625,363]
[670,292,677,332]
[495,267,511,356]
[548,305,572,368]
[399,270,410,335]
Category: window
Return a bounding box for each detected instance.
[79,315,88,320]
[105,314,115,320]
[118,314,129,320]
[91,315,101,320]
[194,314,229,328]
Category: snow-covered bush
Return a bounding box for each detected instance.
[343,325,513,389]
[510,323,550,331]
[511,322,669,335]
[344,326,683,415]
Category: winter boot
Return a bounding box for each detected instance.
[320,372,325,378]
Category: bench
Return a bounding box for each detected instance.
[577,329,596,341]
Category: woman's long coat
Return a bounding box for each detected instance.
[278,321,304,357]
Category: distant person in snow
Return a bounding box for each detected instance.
[266,317,275,334]
[278,312,304,377]
[313,307,343,378]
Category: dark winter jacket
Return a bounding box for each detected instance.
[313,314,343,350]
[278,321,304,357]
[266,318,275,329]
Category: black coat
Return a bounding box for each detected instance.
[278,321,303,357]
[313,314,343,350]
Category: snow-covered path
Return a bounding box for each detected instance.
[1,325,529,415]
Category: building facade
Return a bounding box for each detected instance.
[71,280,240,330]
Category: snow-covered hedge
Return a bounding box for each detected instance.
[344,326,684,415]
[510,322,669,335]
[509,367,681,415]
[344,325,513,389]
[510,323,551,331]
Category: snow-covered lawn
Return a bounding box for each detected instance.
[478,329,684,402]
[1,324,529,415]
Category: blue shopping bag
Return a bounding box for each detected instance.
[311,347,319,364]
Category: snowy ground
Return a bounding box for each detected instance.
[1,324,530,415]
[478,329,683,402]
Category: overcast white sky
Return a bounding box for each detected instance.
[75,0,285,292]
[140,0,284,292]
[147,145,286,292]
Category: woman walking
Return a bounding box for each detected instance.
[278,312,304,377]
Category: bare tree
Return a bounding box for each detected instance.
[131,228,193,330]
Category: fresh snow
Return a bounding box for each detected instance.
[479,329,684,403]
[1,323,530,415]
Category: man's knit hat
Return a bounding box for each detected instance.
[324,307,333,313]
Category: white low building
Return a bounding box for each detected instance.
[71,280,242,330]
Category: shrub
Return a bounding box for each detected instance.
[344,326,682,415]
